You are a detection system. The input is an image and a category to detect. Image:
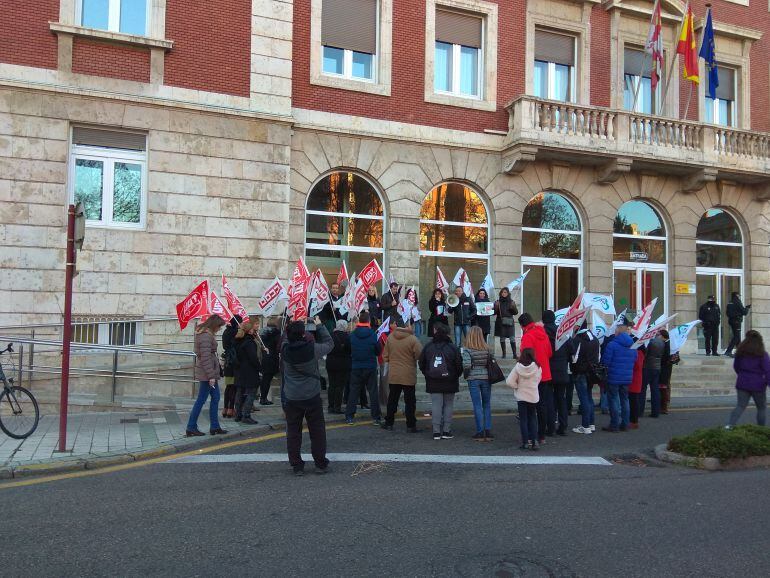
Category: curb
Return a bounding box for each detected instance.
[654,444,721,471]
[0,415,350,480]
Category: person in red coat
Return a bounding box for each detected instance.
[519,313,553,443]
[628,347,645,429]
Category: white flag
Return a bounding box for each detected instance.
[582,293,616,316]
[506,269,530,292]
[308,270,331,317]
[376,316,391,340]
[481,274,495,295]
[257,277,288,317]
[555,307,589,351]
[592,309,609,343]
[670,320,701,354]
[632,298,658,338]
[631,314,678,349]
[554,306,569,327]
[608,308,628,336]
[436,267,450,294]
[452,268,472,296]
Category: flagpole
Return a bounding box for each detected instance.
[660,1,688,117]
[683,8,707,119]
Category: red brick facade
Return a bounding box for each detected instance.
[72,38,151,84]
[293,0,523,134]
[164,0,251,98]
[0,0,59,70]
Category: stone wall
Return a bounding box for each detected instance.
[290,129,770,338]
[0,86,292,326]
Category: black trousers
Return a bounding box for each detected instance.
[285,395,328,470]
[629,392,641,423]
[234,386,256,418]
[260,371,276,402]
[552,381,569,434]
[725,323,742,354]
[385,384,417,428]
[536,381,555,438]
[703,326,719,354]
[346,368,380,419]
[326,369,349,410]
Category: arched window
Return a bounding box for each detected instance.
[612,200,667,320]
[521,192,582,313]
[304,171,385,287]
[419,182,490,307]
[695,208,744,350]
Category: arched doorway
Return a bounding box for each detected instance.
[695,208,744,349]
[304,171,385,290]
[521,191,582,315]
[612,200,667,320]
[418,182,490,308]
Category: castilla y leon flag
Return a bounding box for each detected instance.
[258,277,288,317]
[222,275,248,321]
[645,0,664,90]
[677,3,699,84]
[359,259,384,290]
[209,290,232,321]
[336,261,349,286]
[176,280,209,331]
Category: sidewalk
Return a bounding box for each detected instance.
[0,391,734,479]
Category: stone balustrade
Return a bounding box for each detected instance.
[505,95,770,180]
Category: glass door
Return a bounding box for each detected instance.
[696,272,743,350]
[523,261,581,315]
[721,274,742,344]
[696,273,717,351]
[613,266,666,320]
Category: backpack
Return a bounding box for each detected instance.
[425,344,452,380]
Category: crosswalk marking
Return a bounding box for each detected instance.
[168,452,612,466]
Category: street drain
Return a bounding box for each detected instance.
[455,553,576,577]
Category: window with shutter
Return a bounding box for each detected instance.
[70,128,147,229]
[533,29,576,102]
[705,65,737,127]
[321,0,378,81]
[434,8,483,98]
[622,47,660,115]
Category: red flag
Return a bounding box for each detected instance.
[209,290,232,321]
[175,280,209,331]
[288,258,311,319]
[359,259,384,290]
[336,261,349,286]
[676,3,699,84]
[222,275,248,321]
[436,267,449,294]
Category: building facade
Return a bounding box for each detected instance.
[1,0,769,350]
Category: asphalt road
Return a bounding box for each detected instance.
[1,408,768,577]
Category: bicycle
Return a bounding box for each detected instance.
[0,343,40,439]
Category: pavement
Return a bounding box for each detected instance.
[0,407,768,577]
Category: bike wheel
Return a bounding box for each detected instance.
[0,386,40,439]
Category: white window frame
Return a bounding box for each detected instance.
[321,46,377,83]
[76,0,150,36]
[534,59,576,103]
[69,144,148,230]
[434,41,482,99]
[705,95,736,127]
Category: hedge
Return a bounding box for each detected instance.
[668,425,770,461]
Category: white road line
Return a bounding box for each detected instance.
[168,453,612,466]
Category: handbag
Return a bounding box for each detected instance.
[487,353,505,384]
[588,362,608,384]
[501,317,514,327]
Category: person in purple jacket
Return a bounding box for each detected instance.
[727,330,769,428]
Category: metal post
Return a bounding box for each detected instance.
[17,344,23,388]
[28,329,35,389]
[111,349,119,404]
[58,204,76,453]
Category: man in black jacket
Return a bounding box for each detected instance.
[698,295,721,356]
[570,323,601,434]
[259,319,280,405]
[449,287,476,345]
[724,292,751,357]
[380,282,400,323]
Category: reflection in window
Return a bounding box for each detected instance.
[419,183,489,307]
[696,209,742,270]
[305,172,385,285]
[522,192,581,260]
[614,200,665,237]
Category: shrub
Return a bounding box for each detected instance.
[668,425,770,461]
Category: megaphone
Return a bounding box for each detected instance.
[447,294,460,308]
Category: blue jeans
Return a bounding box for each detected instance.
[574,374,594,428]
[468,379,492,433]
[607,382,630,430]
[414,321,423,338]
[187,380,221,432]
[600,388,609,412]
[454,324,469,345]
[518,401,538,444]
[641,368,661,417]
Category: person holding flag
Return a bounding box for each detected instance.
[186,315,228,438]
[449,285,476,346]
[600,317,637,433]
[380,280,401,323]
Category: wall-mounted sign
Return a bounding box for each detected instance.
[630,251,648,262]
[675,282,696,295]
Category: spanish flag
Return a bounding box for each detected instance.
[676,3,699,83]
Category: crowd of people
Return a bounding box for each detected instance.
[184,285,768,475]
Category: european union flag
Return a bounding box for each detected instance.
[699,9,719,100]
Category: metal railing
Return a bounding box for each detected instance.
[0,316,199,405]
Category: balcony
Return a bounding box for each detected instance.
[503,96,770,189]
